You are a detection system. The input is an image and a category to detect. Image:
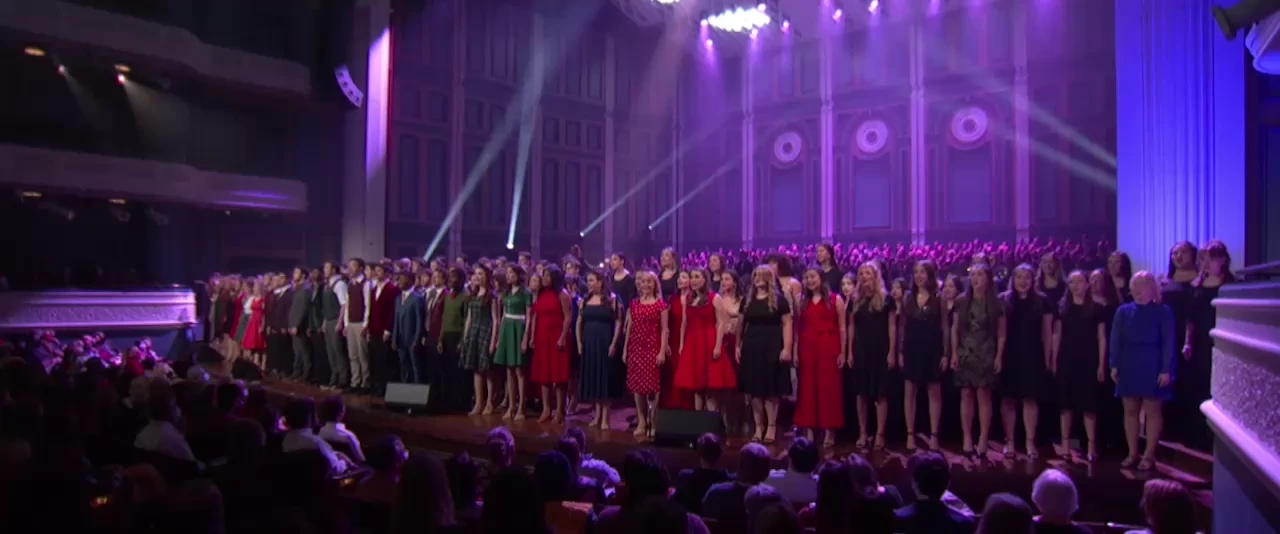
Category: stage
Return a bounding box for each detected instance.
[258,378,1213,527]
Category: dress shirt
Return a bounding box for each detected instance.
[332,275,349,308]
[134,420,197,462]
[282,428,349,475]
[318,422,365,462]
[340,275,372,326]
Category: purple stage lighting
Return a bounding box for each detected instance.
[868,0,879,12]
[750,28,759,39]
[782,19,790,31]
[700,18,708,27]
[757,3,766,10]
[833,8,843,20]
[705,38,714,47]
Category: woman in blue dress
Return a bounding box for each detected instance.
[577,270,623,430]
[1110,270,1175,471]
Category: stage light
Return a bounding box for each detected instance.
[750,28,759,39]
[24,46,45,57]
[700,18,708,27]
[114,64,131,73]
[705,38,714,47]
[757,3,766,10]
[57,65,66,76]
[868,0,879,12]
[653,0,679,4]
[506,243,515,250]
[579,231,586,237]
[116,73,126,84]
[108,198,127,205]
[1214,0,1280,40]
[20,191,42,198]
[707,6,771,33]
[782,19,790,31]
[833,9,844,20]
[647,225,654,230]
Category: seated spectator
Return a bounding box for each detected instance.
[702,442,771,529]
[392,452,460,533]
[552,436,605,504]
[564,427,619,486]
[134,381,197,463]
[596,449,709,534]
[798,461,852,532]
[483,468,550,534]
[156,479,226,534]
[280,398,348,475]
[847,453,901,534]
[630,496,709,534]
[317,395,365,463]
[745,484,786,533]
[754,501,801,534]
[534,450,595,534]
[352,434,406,504]
[209,418,273,532]
[446,451,483,528]
[1124,479,1200,534]
[894,451,975,534]
[976,493,1034,534]
[769,437,819,503]
[673,433,732,514]
[480,426,515,489]
[1030,469,1090,534]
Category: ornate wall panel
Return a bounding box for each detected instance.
[834,104,910,238]
[754,118,819,241]
[924,93,1015,242]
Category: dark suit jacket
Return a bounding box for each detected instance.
[267,288,293,331]
[393,290,425,346]
[367,281,400,337]
[288,283,314,331]
[893,500,976,534]
[673,468,732,514]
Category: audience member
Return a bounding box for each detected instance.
[482,468,550,534]
[744,484,786,533]
[895,451,975,534]
[597,449,709,534]
[481,426,515,488]
[353,434,406,504]
[534,450,595,534]
[209,418,272,531]
[1030,469,1090,534]
[848,453,901,534]
[563,427,619,486]
[630,496,709,534]
[801,461,854,533]
[701,442,771,529]
[977,493,1035,534]
[754,501,801,534]
[317,395,365,462]
[769,437,820,503]
[445,451,483,527]
[673,432,732,514]
[552,436,605,504]
[1125,479,1199,534]
[280,398,348,475]
[392,452,459,533]
[133,381,197,463]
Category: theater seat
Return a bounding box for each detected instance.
[129,448,201,485]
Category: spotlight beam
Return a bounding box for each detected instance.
[647,124,788,228]
[507,106,537,247]
[423,5,603,260]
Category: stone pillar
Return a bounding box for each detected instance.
[819,34,835,242]
[908,20,927,245]
[1011,1,1030,242]
[446,0,467,261]
[1114,0,1245,270]
[741,55,755,250]
[340,0,391,261]
[603,35,617,256]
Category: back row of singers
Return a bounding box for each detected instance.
[588,250,1227,473]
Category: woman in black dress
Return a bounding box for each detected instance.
[1162,240,1198,446]
[607,252,637,397]
[737,265,793,444]
[577,270,623,430]
[1035,252,1068,308]
[816,243,843,295]
[999,264,1054,459]
[659,247,680,298]
[900,259,947,452]
[1182,240,1233,450]
[707,253,727,293]
[1107,251,1134,304]
[1089,267,1124,453]
[849,261,897,450]
[1052,270,1108,461]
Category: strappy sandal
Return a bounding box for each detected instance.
[1137,458,1155,471]
[855,436,869,449]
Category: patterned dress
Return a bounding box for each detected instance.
[625,298,668,395]
[494,289,532,367]
[459,294,495,372]
[953,296,1003,389]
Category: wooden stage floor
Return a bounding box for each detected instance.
[260,379,1210,526]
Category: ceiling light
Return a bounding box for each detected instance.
[114,64,131,73]
[21,191,43,198]
[116,73,126,84]
[108,198,127,205]
[23,47,45,57]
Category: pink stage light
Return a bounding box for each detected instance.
[868,0,879,12]
[116,73,126,84]
[832,8,843,20]
[782,19,790,31]
[700,18,708,27]
[750,28,759,39]
[705,38,714,47]
[57,65,66,76]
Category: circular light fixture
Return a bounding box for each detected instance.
[506,243,515,250]
[57,65,67,76]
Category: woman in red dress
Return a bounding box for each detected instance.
[221,277,245,362]
[530,266,573,424]
[623,269,669,438]
[239,277,268,369]
[795,267,846,449]
[663,271,695,410]
[676,268,723,412]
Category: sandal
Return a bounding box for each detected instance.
[1026,440,1039,460]
[975,442,989,458]
[822,433,836,449]
[905,434,918,452]
[763,425,777,445]
[855,436,869,449]
[873,434,886,451]
[1137,458,1155,471]
[1120,456,1140,469]
[928,434,940,451]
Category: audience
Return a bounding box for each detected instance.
[352,434,406,504]
[847,453,900,534]
[552,436,606,504]
[481,426,515,488]
[673,432,733,514]
[895,451,976,534]
[445,451,483,527]
[754,501,801,534]
[597,449,710,534]
[534,450,596,534]
[317,395,365,463]
[391,452,459,533]
[744,484,786,533]
[1031,469,1090,534]
[701,442,771,529]
[280,398,348,475]
[564,427,620,486]
[483,468,551,534]
[977,493,1035,534]
[1125,479,1199,534]
[769,437,819,503]
[133,380,197,463]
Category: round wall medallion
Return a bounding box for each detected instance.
[950,106,989,145]
[854,119,889,156]
[773,131,803,165]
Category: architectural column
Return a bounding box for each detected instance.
[529,15,546,261]
[1114,0,1245,270]
[602,35,617,256]
[907,20,927,245]
[741,55,755,250]
[446,0,467,261]
[341,0,391,261]
[819,35,835,242]
[1011,0,1031,242]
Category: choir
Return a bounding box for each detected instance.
[204,237,1232,470]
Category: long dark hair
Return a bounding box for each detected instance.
[1060,270,1095,318]
[584,269,614,309]
[541,265,565,293]
[1167,240,1198,280]
[817,243,837,269]
[799,266,831,315]
[688,268,712,308]
[1108,251,1133,285]
[1090,268,1120,308]
[962,264,1001,318]
[1002,263,1045,309]
[911,259,940,296]
[1194,239,1235,286]
[814,461,854,533]
[468,265,493,297]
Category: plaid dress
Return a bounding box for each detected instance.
[460,295,495,372]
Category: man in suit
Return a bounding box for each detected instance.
[287,266,315,382]
[307,268,331,385]
[392,272,425,384]
[365,262,400,396]
[894,451,975,534]
[266,273,293,376]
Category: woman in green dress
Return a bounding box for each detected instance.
[495,266,534,421]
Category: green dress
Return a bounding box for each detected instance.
[494,288,532,366]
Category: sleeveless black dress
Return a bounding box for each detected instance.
[1000,293,1053,401]
[1056,299,1107,412]
[901,291,945,384]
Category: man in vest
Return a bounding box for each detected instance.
[320,261,350,390]
[341,258,373,393]
[287,266,315,382]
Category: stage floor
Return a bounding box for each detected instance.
[258,378,1211,526]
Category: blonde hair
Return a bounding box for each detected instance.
[751,265,780,312]
[1130,270,1161,304]
[635,269,663,301]
[854,262,887,313]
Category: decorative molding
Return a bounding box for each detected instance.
[0,144,307,213]
[0,0,310,97]
[0,291,196,331]
[1204,400,1280,506]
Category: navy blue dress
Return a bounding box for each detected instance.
[1109,302,1175,400]
[578,298,621,402]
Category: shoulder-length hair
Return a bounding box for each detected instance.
[1131,270,1161,303]
[766,252,795,279]
[1194,239,1235,286]
[584,269,614,309]
[1167,240,1198,279]
[635,269,662,301]
[961,264,1001,317]
[1002,263,1044,307]
[1108,251,1133,284]
[718,270,742,301]
[1089,268,1120,308]
[853,262,887,313]
[688,268,713,308]
[798,266,831,314]
[468,265,493,297]
[1035,252,1066,293]
[542,265,566,293]
[912,259,940,295]
[1060,270,1094,318]
[751,265,781,312]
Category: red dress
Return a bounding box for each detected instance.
[662,295,695,408]
[794,298,843,430]
[531,290,571,385]
[626,298,668,395]
[241,297,267,352]
[675,293,730,391]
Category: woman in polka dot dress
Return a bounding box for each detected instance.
[623,269,669,438]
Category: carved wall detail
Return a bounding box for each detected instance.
[0,290,197,330]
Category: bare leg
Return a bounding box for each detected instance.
[1083,412,1098,459]
[1023,399,1040,458]
[599,403,612,430]
[503,368,517,420]
[1000,397,1018,455]
[1059,410,1073,454]
[874,397,888,449]
[539,385,553,422]
[960,388,976,452]
[749,396,765,441]
[470,372,485,415]
[514,368,527,421]
[1140,399,1164,467]
[856,396,870,446]
[927,382,943,449]
[904,381,919,450]
[633,393,649,436]
[694,392,705,411]
[484,371,499,415]
[976,387,993,455]
[764,397,780,443]
[1122,397,1141,465]
[553,385,566,424]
